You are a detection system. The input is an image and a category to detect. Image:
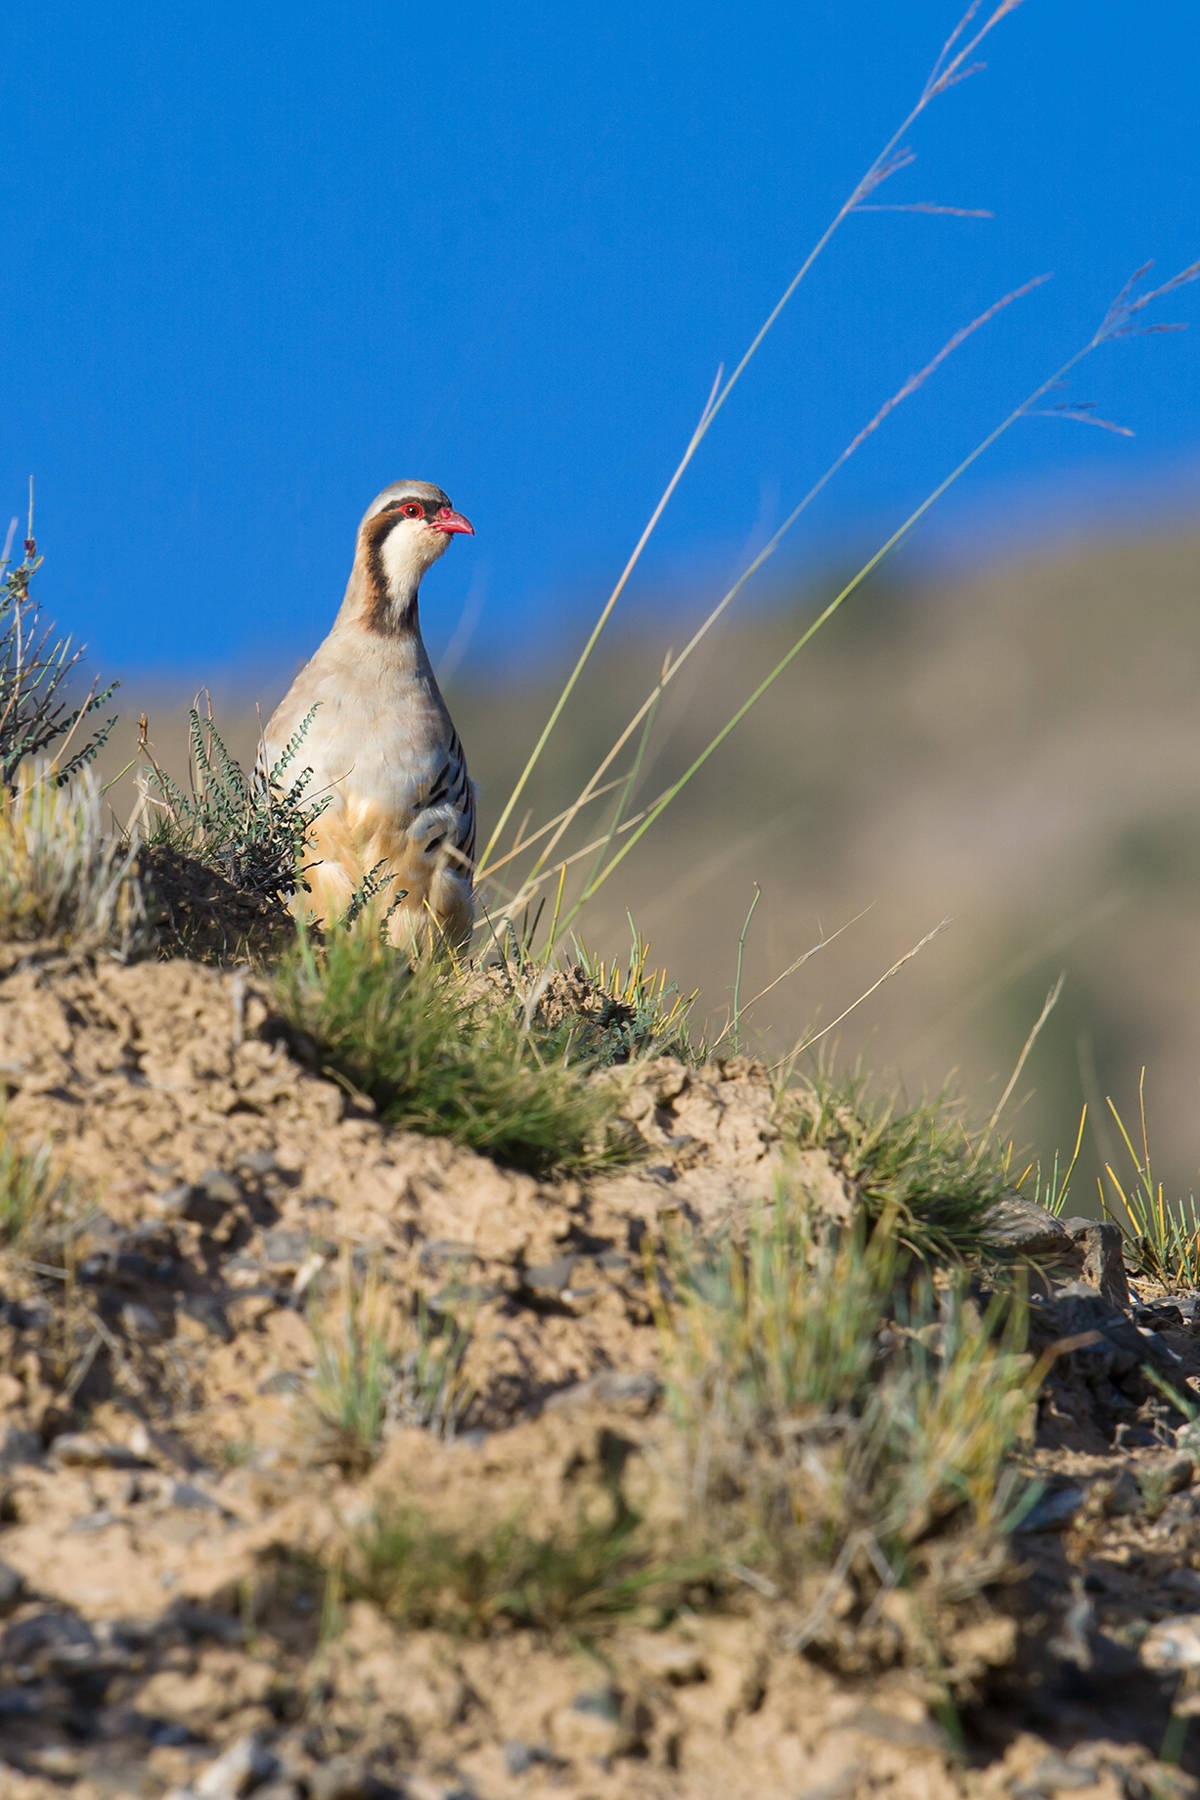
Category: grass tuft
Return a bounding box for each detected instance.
[0,1120,78,1256]
[352,1490,708,1639]
[273,923,631,1176]
[786,1069,1008,1262]
[655,1193,1039,1601]
[1102,1071,1200,1291]
[0,763,152,960]
[306,1252,474,1474]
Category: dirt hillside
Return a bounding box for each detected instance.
[2,952,1200,1799]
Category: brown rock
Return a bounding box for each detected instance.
[1063,1217,1132,1309]
[981,1194,1072,1257]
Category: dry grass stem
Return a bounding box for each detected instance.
[974,971,1066,1164]
[481,1,1032,879]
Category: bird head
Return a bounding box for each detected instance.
[360,480,475,599]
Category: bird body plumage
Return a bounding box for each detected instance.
[262,481,477,946]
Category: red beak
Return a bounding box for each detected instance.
[430,506,475,536]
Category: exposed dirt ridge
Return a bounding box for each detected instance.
[0,953,1198,1800]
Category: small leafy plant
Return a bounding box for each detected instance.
[139,699,325,905]
[136,699,327,956]
[0,522,118,791]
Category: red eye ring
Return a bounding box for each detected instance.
[402,502,424,519]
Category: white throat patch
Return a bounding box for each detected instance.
[380,518,449,598]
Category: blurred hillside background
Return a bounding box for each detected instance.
[3,0,1200,1206]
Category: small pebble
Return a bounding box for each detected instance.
[238,1149,278,1175]
[193,1733,276,1799]
[307,1755,384,1800]
[504,1742,534,1775]
[199,1168,242,1204]
[169,1481,225,1514]
[67,1509,116,1534]
[120,1302,161,1340]
[151,1183,195,1217]
[0,1560,25,1607]
[49,1434,142,1469]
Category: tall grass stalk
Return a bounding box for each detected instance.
[527,261,1199,940]
[728,884,761,1054]
[480,0,1031,873]
[775,917,950,1080]
[973,971,1065,1167]
[1019,1104,1088,1218]
[497,277,1048,910]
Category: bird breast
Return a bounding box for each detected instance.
[266,632,452,829]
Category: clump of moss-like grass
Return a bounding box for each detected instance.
[272,922,633,1177]
[350,1490,711,1640]
[786,1069,1010,1263]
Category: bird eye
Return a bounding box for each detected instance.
[402,501,424,519]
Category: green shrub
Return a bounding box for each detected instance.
[0,529,117,790]
[137,702,325,957]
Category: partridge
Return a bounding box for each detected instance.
[262,480,477,946]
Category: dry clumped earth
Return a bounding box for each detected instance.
[1,954,1200,1798]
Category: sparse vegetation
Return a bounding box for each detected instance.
[273,922,631,1175]
[655,1195,1039,1604]
[786,1070,1009,1261]
[0,522,118,790]
[306,1252,473,1474]
[1102,1072,1200,1291]
[2,8,1198,1791]
[0,1121,69,1251]
[0,761,152,959]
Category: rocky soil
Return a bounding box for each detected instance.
[2,952,1200,1799]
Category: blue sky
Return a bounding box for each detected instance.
[0,0,1197,683]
